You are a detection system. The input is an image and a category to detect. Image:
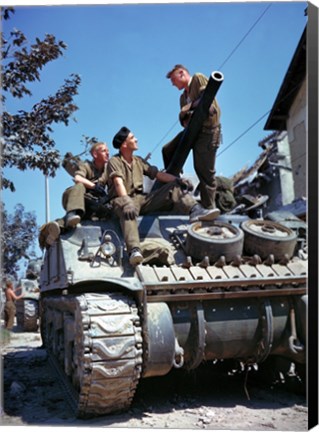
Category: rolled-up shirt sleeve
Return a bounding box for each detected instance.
[107,158,124,180]
[74,162,90,178]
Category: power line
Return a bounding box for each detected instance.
[217,110,271,157]
[148,3,273,160]
[291,152,306,165]
[218,81,303,159]
[218,3,272,70]
[145,119,179,160]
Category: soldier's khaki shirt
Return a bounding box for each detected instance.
[75,160,108,185]
[107,154,158,199]
[180,72,221,129]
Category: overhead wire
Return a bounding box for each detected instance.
[144,119,179,161]
[147,2,273,161]
[217,3,272,70]
[218,80,304,158]
[290,152,306,166]
[217,110,271,157]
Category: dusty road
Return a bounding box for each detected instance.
[1,325,308,431]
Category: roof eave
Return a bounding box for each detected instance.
[264,26,307,131]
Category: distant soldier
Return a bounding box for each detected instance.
[163,64,221,214]
[4,280,24,330]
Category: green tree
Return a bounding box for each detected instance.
[1,7,81,191]
[1,202,38,279]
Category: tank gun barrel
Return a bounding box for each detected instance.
[166,70,224,176]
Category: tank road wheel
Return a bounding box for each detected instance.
[42,292,143,418]
[16,299,39,331]
[185,221,244,263]
[241,219,297,261]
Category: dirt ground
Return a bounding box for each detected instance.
[1,323,308,431]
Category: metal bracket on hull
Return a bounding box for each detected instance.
[184,303,206,370]
[256,299,274,363]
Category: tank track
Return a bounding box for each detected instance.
[42,292,143,418]
[16,299,39,332]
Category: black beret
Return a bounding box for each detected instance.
[112,126,130,149]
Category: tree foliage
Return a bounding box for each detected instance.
[1,7,81,191]
[1,202,38,279]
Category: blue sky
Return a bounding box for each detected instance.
[2,1,307,256]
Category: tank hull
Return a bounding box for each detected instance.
[39,216,307,417]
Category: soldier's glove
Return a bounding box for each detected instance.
[93,183,106,197]
[176,177,194,192]
[122,196,138,220]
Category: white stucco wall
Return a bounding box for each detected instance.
[277,132,295,205]
[286,79,307,199]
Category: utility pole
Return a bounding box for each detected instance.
[45,175,50,223]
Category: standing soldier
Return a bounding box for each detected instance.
[163,64,221,215]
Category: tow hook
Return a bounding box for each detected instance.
[173,339,184,368]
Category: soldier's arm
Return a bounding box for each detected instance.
[74,174,96,190]
[113,176,128,197]
[156,171,177,183]
[9,288,24,301]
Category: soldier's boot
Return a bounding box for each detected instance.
[129,247,143,266]
[39,221,61,249]
[189,204,220,223]
[65,210,82,228]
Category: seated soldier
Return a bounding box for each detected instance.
[107,126,220,266]
[39,142,109,249]
[63,141,109,227]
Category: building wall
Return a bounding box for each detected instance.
[276,132,295,205]
[286,79,307,199]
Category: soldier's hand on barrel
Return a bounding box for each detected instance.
[179,103,193,127]
[181,102,192,113]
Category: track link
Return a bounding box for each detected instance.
[42,292,143,417]
[16,299,39,332]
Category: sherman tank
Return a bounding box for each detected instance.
[16,259,41,331]
[39,72,307,418]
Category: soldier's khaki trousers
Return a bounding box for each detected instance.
[62,183,86,213]
[162,127,221,209]
[5,301,16,330]
[112,180,197,253]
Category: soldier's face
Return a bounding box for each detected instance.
[94,145,109,163]
[124,133,138,151]
[170,69,187,90]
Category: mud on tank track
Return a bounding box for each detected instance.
[41,291,143,417]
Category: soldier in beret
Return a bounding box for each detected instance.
[107,127,220,266]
